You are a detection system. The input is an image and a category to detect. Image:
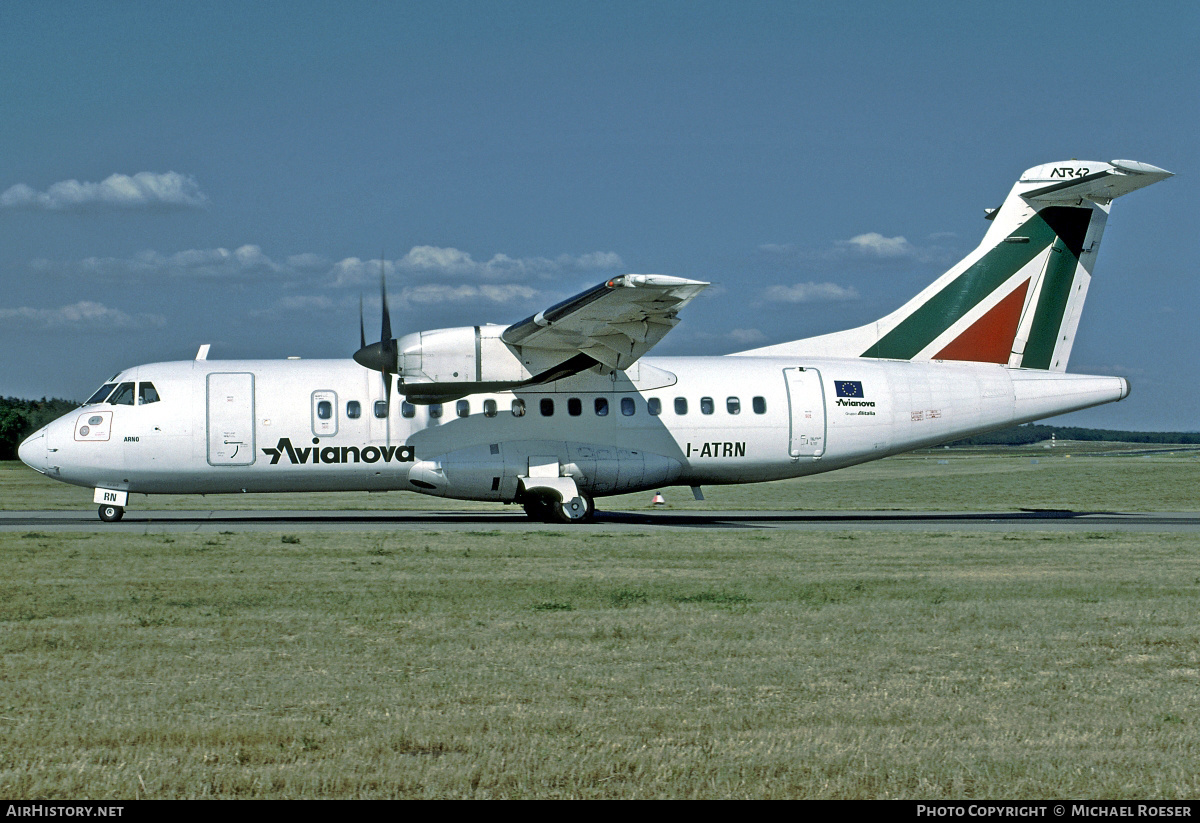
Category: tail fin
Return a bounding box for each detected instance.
[739,159,1172,371]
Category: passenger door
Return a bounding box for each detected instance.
[783,367,826,458]
[206,372,255,465]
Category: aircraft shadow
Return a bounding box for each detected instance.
[104,507,1139,529]
[10,508,1186,533]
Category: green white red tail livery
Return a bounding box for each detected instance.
[740,160,1173,372]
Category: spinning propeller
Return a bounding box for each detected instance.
[353,263,400,439]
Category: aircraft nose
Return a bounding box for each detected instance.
[18,428,48,474]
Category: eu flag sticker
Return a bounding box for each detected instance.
[835,380,863,398]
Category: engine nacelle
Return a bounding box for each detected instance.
[396,325,552,400]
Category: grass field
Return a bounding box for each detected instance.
[3,450,1199,798]
[3,529,1200,799]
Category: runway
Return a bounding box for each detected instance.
[4,508,1200,533]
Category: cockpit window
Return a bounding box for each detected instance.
[108,382,136,406]
[138,382,160,404]
[85,383,118,405]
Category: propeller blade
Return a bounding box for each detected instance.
[352,273,398,377]
[380,268,392,344]
[352,259,401,446]
[383,370,393,446]
[359,295,366,351]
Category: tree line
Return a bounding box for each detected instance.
[0,396,1195,462]
[0,397,80,461]
[949,423,1200,447]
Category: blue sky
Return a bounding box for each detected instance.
[1,1,1196,430]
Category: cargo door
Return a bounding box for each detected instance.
[207,372,255,465]
[783,367,826,458]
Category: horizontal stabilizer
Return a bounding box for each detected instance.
[1021,159,1173,203]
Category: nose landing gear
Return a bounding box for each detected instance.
[98,504,124,522]
[93,488,128,523]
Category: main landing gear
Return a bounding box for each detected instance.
[98,504,125,522]
[522,492,595,524]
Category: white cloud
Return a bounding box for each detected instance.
[322,256,397,287]
[254,283,546,319]
[839,232,916,258]
[329,246,624,287]
[1,172,208,212]
[393,283,543,308]
[675,327,768,349]
[0,301,166,330]
[763,282,859,303]
[400,245,479,275]
[275,295,336,312]
[34,244,623,289]
[69,244,284,280]
[727,328,767,345]
[756,232,959,268]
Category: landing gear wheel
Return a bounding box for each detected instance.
[98,504,124,523]
[551,493,594,524]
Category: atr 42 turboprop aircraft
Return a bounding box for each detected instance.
[19,159,1172,523]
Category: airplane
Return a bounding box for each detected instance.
[17,159,1173,523]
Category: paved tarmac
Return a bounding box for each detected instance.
[3,509,1200,533]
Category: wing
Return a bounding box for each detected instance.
[501,274,709,372]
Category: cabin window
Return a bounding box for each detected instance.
[621,397,635,416]
[483,399,498,418]
[511,399,526,417]
[138,383,160,404]
[401,401,416,418]
[648,397,662,416]
[674,397,688,415]
[568,397,582,416]
[108,382,136,406]
[727,397,740,415]
[540,398,554,416]
[346,400,361,419]
[594,397,609,416]
[374,401,388,419]
[700,397,714,415]
[753,396,767,414]
[317,401,333,420]
[429,403,443,419]
[456,400,470,418]
[85,383,117,405]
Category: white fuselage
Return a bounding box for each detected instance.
[19,355,1127,503]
